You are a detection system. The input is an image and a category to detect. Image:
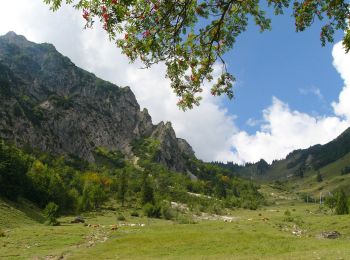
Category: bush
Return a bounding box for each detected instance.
[117,213,126,221]
[208,203,224,214]
[44,202,60,226]
[0,229,5,237]
[130,210,139,217]
[160,203,177,220]
[143,203,161,218]
[241,199,258,210]
[176,214,197,224]
[283,209,294,222]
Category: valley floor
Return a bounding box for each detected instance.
[1,196,350,259]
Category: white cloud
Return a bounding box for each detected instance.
[298,86,323,100]
[232,97,349,163]
[246,118,263,127]
[332,42,350,121]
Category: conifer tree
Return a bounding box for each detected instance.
[117,170,128,207]
[335,190,349,215]
[140,172,154,206]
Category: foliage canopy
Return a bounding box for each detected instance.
[43,0,350,109]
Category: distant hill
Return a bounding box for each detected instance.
[0,31,193,172]
[214,127,350,195]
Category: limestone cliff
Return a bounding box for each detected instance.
[0,32,194,172]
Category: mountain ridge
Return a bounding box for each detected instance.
[213,126,350,182]
[0,31,194,172]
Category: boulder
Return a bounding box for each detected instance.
[70,216,85,224]
[321,231,341,239]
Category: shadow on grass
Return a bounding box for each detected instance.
[1,196,45,224]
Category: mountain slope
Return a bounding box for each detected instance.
[0,31,193,172]
[214,127,350,196]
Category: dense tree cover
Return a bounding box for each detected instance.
[43,0,350,109]
[256,159,269,175]
[0,140,31,200]
[0,139,265,216]
[211,159,271,179]
[211,161,243,173]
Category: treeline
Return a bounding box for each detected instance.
[211,159,270,177]
[0,138,265,215]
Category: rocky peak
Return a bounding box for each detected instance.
[0,31,36,49]
[151,121,194,171]
[0,32,194,172]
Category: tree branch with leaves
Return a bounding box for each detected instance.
[43,0,350,109]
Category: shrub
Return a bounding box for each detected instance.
[130,210,139,217]
[283,209,294,222]
[44,202,60,226]
[241,199,258,210]
[176,214,197,224]
[117,213,126,221]
[143,203,161,218]
[161,203,177,220]
[0,229,5,237]
[207,203,224,214]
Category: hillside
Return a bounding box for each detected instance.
[0,31,193,172]
[214,127,350,197]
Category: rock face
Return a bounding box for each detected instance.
[0,31,194,171]
[151,122,194,171]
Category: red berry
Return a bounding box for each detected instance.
[142,30,151,37]
[82,9,89,20]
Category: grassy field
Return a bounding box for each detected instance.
[1,191,350,259]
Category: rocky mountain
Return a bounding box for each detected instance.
[0,31,194,172]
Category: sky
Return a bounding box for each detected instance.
[0,0,349,164]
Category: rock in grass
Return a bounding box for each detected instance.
[71,216,85,224]
[321,231,341,239]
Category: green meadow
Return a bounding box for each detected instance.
[1,187,349,260]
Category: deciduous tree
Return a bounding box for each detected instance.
[43,0,350,109]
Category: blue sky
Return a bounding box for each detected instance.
[0,1,349,163]
[223,7,344,134]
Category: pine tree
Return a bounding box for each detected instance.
[335,190,349,215]
[325,196,336,213]
[140,173,154,206]
[316,171,323,182]
[117,170,128,207]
